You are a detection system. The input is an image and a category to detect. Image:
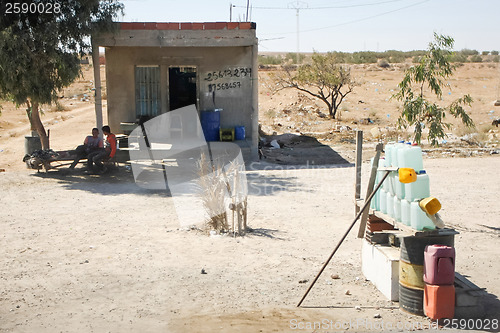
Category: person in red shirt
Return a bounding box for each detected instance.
[86,125,117,174]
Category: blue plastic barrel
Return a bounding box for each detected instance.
[200,110,221,141]
[235,126,245,140]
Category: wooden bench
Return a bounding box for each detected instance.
[24,150,119,173]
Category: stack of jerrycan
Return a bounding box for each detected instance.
[370,157,385,211]
[381,142,435,231]
[423,245,456,320]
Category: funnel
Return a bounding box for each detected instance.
[398,168,417,184]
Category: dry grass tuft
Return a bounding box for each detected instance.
[196,153,229,233]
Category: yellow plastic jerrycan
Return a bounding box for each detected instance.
[419,197,442,215]
[398,168,417,184]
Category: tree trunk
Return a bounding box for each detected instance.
[28,101,50,150]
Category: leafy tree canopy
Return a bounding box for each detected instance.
[0,0,123,148]
[393,33,474,145]
[274,52,355,119]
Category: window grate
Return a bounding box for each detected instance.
[135,66,160,117]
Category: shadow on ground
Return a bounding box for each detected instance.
[30,166,169,197]
[259,133,353,168]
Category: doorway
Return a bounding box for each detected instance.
[168,66,197,111]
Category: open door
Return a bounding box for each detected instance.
[169,66,197,111]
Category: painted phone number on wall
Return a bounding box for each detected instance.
[204,68,252,82]
[208,82,242,92]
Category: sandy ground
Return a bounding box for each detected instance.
[1,64,500,332]
[1,154,499,332]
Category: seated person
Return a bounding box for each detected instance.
[87,125,117,174]
[69,128,103,169]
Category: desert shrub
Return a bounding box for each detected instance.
[259,55,283,66]
[449,53,468,63]
[460,49,479,56]
[470,55,483,63]
[351,51,377,64]
[491,51,499,55]
[482,51,490,56]
[493,55,500,63]
[328,51,351,64]
[285,52,306,64]
[382,50,406,63]
[52,101,66,112]
[377,59,390,68]
[407,50,427,58]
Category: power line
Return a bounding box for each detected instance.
[234,0,407,10]
[259,0,429,36]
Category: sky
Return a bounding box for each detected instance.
[119,0,500,53]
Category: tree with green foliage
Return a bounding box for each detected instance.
[393,33,474,146]
[0,0,123,149]
[274,52,355,119]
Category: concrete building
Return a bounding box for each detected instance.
[92,22,258,161]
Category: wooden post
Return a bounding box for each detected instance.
[357,143,383,238]
[354,130,363,216]
[243,198,248,231]
[91,38,104,135]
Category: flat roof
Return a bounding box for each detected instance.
[119,22,256,31]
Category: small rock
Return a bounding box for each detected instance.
[201,268,207,274]
[374,313,381,319]
[355,306,361,311]
[345,289,351,295]
[331,274,340,279]
[298,279,308,284]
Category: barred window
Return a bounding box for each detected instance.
[135,66,160,117]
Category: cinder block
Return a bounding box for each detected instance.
[362,239,400,301]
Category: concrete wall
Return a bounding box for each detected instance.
[104,45,257,159]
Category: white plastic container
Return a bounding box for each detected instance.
[391,141,406,168]
[370,158,385,211]
[410,201,435,230]
[387,172,396,195]
[398,145,424,172]
[379,189,387,214]
[393,196,401,222]
[405,170,430,201]
[385,143,395,167]
[401,199,411,226]
[394,173,405,200]
[386,191,394,218]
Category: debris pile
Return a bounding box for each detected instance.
[22,149,59,171]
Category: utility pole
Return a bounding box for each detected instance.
[288,1,308,64]
[246,0,250,21]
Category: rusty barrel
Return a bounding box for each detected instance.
[399,234,455,316]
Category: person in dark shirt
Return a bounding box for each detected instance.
[86,125,117,174]
[69,128,103,169]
